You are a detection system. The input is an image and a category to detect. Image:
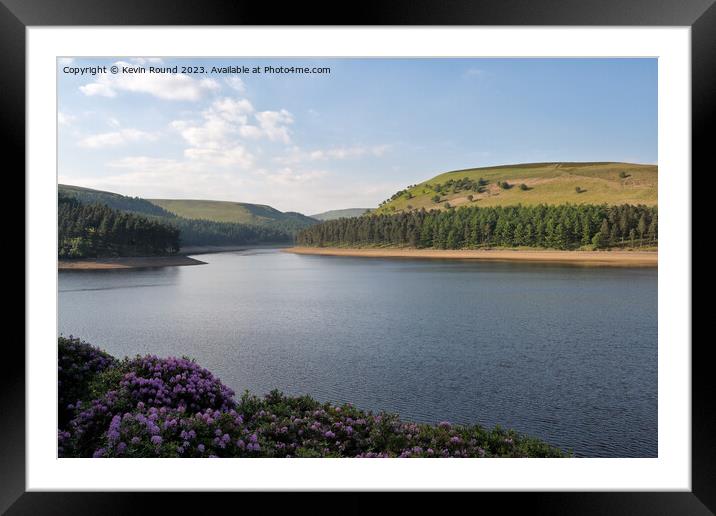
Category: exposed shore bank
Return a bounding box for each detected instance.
[58,255,206,270]
[285,247,658,267]
[178,243,289,255]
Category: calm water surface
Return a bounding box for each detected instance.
[59,250,657,457]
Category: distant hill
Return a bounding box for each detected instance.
[59,184,175,218]
[375,162,657,214]
[58,195,180,258]
[148,198,316,234]
[58,184,311,247]
[310,208,373,221]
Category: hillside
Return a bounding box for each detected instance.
[58,185,302,247]
[148,198,316,233]
[310,208,372,221]
[375,162,657,214]
[58,195,180,258]
[59,184,175,218]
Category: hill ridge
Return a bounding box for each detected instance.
[376,161,657,214]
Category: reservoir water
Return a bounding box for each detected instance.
[58,249,658,457]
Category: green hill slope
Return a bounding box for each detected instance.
[149,199,316,233]
[59,184,175,218]
[375,162,657,214]
[310,208,372,221]
[58,184,312,247]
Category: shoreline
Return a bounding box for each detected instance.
[178,243,290,255]
[58,255,206,270]
[285,247,658,267]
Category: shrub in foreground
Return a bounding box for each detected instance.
[58,336,117,429]
[58,339,568,458]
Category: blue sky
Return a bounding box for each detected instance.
[58,58,657,214]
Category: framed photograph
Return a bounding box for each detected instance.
[8,0,708,512]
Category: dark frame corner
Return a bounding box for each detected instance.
[7,0,708,513]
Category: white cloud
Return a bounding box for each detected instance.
[225,77,246,93]
[254,110,293,143]
[169,97,293,166]
[63,91,395,212]
[263,167,328,186]
[58,112,76,126]
[130,57,164,65]
[78,129,158,149]
[183,145,254,168]
[171,98,255,148]
[63,151,403,213]
[210,97,254,124]
[107,156,177,170]
[238,125,263,139]
[80,83,116,98]
[80,61,219,101]
[276,144,390,165]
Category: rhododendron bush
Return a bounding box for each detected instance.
[58,337,567,458]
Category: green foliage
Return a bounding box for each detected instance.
[311,209,373,221]
[59,184,174,218]
[58,195,180,258]
[375,162,657,213]
[60,184,317,246]
[296,203,657,251]
[592,231,607,249]
[148,198,316,235]
[58,336,117,428]
[59,339,568,458]
[59,191,298,251]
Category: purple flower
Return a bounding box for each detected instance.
[151,435,163,445]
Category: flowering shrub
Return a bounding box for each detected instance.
[59,339,567,458]
[63,353,235,457]
[58,336,117,428]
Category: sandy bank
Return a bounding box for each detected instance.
[285,247,657,267]
[178,244,289,255]
[58,255,206,270]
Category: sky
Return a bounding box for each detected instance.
[58,58,657,214]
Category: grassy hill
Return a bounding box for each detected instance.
[59,184,175,218]
[310,208,372,221]
[58,184,315,247]
[375,162,657,214]
[149,198,316,232]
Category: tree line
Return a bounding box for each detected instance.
[171,217,290,247]
[296,204,658,250]
[58,186,174,218]
[59,185,313,242]
[59,195,295,258]
[59,195,180,258]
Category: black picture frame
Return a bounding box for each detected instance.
[6,0,707,512]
